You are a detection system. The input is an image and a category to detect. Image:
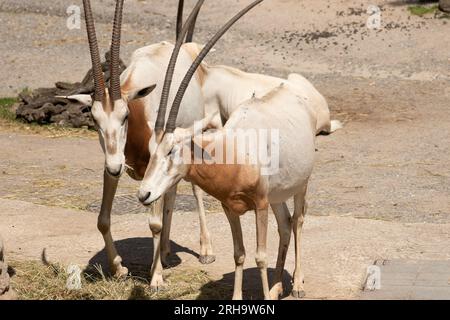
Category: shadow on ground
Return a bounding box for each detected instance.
[85,237,294,300]
[87,237,199,278]
[197,268,293,300]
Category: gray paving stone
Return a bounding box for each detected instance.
[361,259,450,300]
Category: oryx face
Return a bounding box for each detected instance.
[91,97,129,177]
[81,0,129,177]
[136,0,264,204]
[138,132,189,205]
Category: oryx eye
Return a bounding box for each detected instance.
[135,84,156,99]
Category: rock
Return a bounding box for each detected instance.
[440,0,450,12]
[15,51,126,129]
[0,236,16,300]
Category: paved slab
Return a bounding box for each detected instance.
[361,260,450,300]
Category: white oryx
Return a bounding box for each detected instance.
[137,0,321,300]
[76,0,338,292]
[77,0,215,290]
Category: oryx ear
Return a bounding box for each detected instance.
[182,42,215,65]
[57,94,93,106]
[130,84,157,101]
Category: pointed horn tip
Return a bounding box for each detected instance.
[155,0,205,131]
[165,0,265,132]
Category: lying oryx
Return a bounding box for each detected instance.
[138,0,317,299]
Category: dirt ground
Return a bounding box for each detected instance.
[0,0,449,299]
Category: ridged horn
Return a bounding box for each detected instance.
[185,7,200,43]
[109,0,125,102]
[165,0,264,133]
[82,0,105,102]
[176,0,184,41]
[154,0,205,134]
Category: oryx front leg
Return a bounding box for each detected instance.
[98,170,128,278]
[160,185,177,267]
[223,205,245,300]
[291,187,308,299]
[148,197,166,291]
[269,202,292,300]
[192,184,215,264]
[255,207,271,300]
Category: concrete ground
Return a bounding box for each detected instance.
[1,198,448,299]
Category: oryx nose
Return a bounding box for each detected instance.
[106,164,122,177]
[138,190,151,204]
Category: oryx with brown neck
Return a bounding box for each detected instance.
[79,0,215,287]
[137,0,321,300]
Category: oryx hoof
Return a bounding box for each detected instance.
[113,266,129,279]
[269,283,283,300]
[199,255,216,265]
[291,289,306,299]
[150,274,167,293]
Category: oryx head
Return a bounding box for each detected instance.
[138,0,264,205]
[81,0,129,177]
[78,0,201,178]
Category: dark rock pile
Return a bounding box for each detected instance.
[15,52,126,129]
[441,0,450,13]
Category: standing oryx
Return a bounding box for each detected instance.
[137,0,319,299]
[78,0,215,288]
[78,0,337,293]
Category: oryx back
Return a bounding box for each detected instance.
[224,85,316,203]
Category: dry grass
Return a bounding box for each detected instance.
[9,260,231,300]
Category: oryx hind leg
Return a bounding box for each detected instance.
[291,185,308,299]
[269,202,292,300]
[97,170,128,278]
[255,206,271,300]
[192,184,215,264]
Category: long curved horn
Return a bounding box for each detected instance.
[82,0,105,102]
[154,0,205,134]
[185,8,200,43]
[176,0,184,41]
[165,0,264,133]
[109,0,125,102]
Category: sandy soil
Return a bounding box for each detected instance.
[1,198,448,299]
[1,0,449,96]
[0,0,449,299]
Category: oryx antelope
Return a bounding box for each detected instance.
[78,0,215,288]
[137,0,318,300]
[78,0,337,292]
[139,1,324,299]
[141,87,315,300]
